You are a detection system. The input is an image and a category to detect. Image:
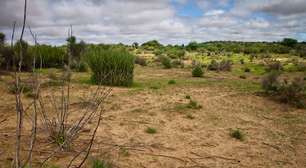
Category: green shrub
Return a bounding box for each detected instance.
[145,127,157,134]
[87,47,135,86]
[160,56,172,69]
[185,95,191,99]
[168,79,176,85]
[92,159,112,168]
[135,56,147,66]
[8,83,32,95]
[172,59,184,68]
[230,129,244,141]
[192,64,204,77]
[208,60,219,71]
[244,67,251,72]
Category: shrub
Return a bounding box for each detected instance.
[239,75,246,79]
[168,79,176,85]
[160,56,172,69]
[219,59,232,71]
[185,95,191,99]
[145,127,157,134]
[230,129,244,141]
[208,60,219,71]
[186,113,195,119]
[87,47,135,86]
[207,60,232,71]
[192,64,204,77]
[266,60,283,72]
[244,67,251,72]
[240,59,245,65]
[135,56,147,66]
[278,78,305,108]
[92,159,112,168]
[261,71,281,93]
[172,59,184,68]
[8,82,32,95]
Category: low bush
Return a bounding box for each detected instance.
[172,59,184,68]
[244,67,251,72]
[71,61,88,72]
[145,127,157,134]
[160,56,172,69]
[87,47,135,86]
[239,75,246,79]
[92,159,112,168]
[135,56,147,66]
[278,78,305,108]
[168,79,176,85]
[261,71,281,93]
[208,59,232,71]
[230,129,244,141]
[265,60,283,72]
[192,64,204,77]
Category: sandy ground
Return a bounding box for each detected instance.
[0,66,306,168]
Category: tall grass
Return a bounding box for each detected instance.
[87,46,135,86]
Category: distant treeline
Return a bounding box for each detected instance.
[0,30,305,71]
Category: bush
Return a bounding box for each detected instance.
[239,75,246,79]
[244,67,251,72]
[172,59,184,68]
[219,59,232,71]
[145,127,157,134]
[192,64,204,77]
[92,159,112,168]
[207,60,231,71]
[278,78,305,108]
[230,129,244,141]
[266,60,283,72]
[261,71,281,93]
[160,56,172,69]
[207,60,219,71]
[168,79,176,84]
[135,56,147,66]
[87,47,135,86]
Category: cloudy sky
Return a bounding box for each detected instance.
[0,0,306,45]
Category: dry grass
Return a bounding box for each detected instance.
[0,66,306,167]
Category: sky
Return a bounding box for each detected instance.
[0,0,305,45]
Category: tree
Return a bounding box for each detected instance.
[186,41,198,51]
[0,32,5,45]
[281,38,298,48]
[132,42,139,49]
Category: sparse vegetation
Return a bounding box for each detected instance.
[168,79,176,84]
[230,129,244,141]
[145,127,157,134]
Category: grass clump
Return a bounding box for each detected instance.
[230,129,244,141]
[185,95,191,99]
[91,159,112,168]
[168,79,176,85]
[192,64,204,77]
[145,127,157,134]
[87,47,135,86]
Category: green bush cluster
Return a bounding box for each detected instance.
[208,59,232,71]
[192,64,204,77]
[87,47,135,86]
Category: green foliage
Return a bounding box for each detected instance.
[87,47,135,86]
[208,59,232,71]
[71,61,88,72]
[186,41,198,51]
[230,129,244,141]
[141,40,162,50]
[192,64,204,77]
[265,60,283,72]
[281,38,298,48]
[168,79,176,84]
[145,127,157,134]
[160,56,172,69]
[92,159,112,168]
[8,83,32,95]
[185,95,191,99]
